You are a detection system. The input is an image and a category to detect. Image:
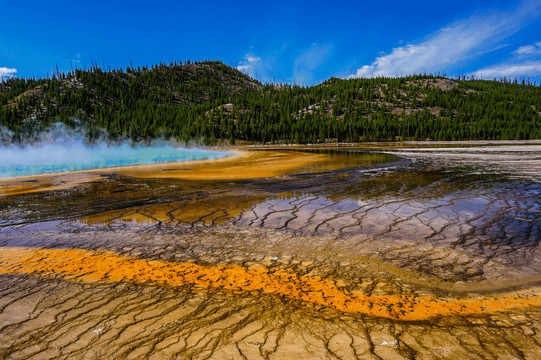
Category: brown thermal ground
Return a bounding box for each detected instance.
[0,146,540,359]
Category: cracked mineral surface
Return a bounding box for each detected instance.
[0,144,540,359]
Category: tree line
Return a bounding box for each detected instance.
[1,61,540,144]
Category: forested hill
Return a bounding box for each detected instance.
[1,60,540,144]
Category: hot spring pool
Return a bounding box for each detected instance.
[0,143,229,178]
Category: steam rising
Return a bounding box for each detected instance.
[0,123,229,178]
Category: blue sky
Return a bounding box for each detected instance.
[1,0,541,84]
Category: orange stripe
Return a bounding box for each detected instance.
[0,247,539,320]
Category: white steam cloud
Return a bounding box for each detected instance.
[0,123,228,178]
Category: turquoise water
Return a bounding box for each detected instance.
[0,142,229,178]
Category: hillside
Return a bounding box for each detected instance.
[1,61,540,143]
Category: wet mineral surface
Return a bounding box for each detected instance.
[0,145,540,359]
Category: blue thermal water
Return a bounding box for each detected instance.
[0,142,229,178]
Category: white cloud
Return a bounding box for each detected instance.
[472,60,541,79]
[0,67,17,79]
[245,56,260,63]
[513,41,541,56]
[236,52,282,83]
[236,54,262,78]
[470,39,541,79]
[293,43,332,85]
[349,0,541,78]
